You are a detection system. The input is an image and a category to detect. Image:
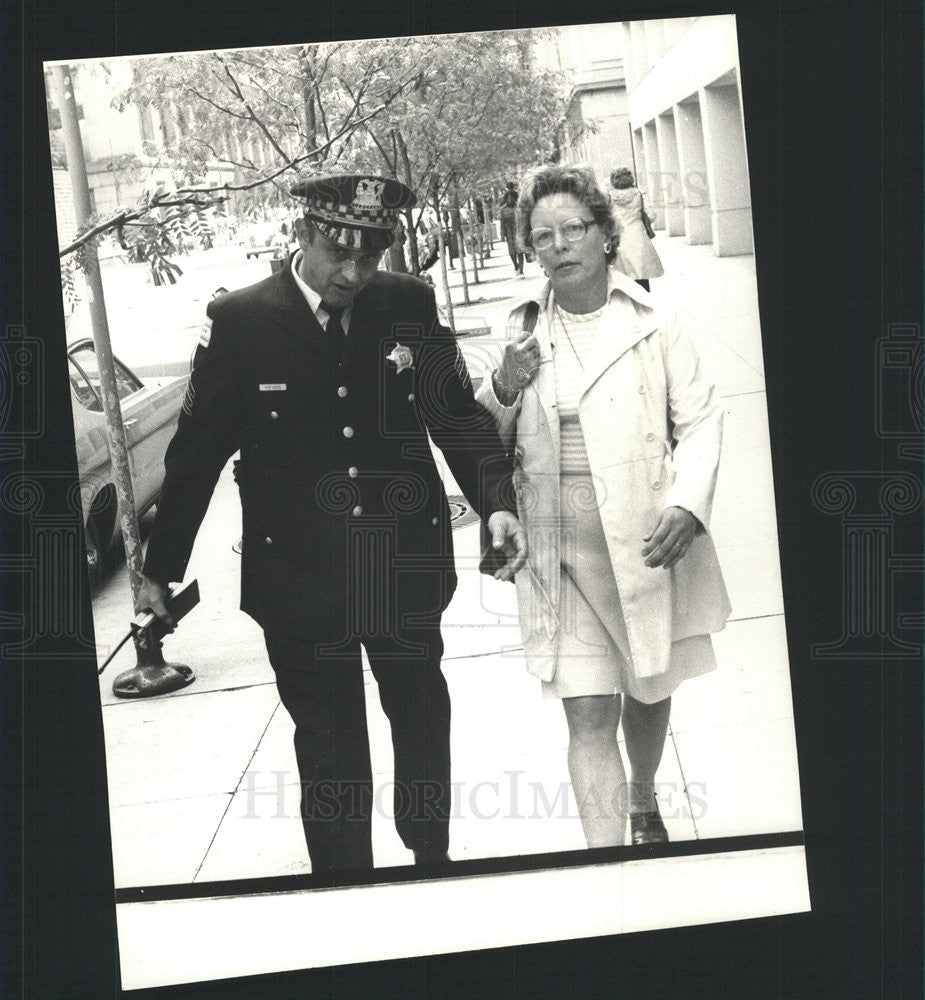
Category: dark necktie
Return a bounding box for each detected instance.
[321,302,346,362]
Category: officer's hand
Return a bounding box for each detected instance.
[486,510,528,582]
[134,574,175,628]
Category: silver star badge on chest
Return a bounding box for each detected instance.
[386,343,414,373]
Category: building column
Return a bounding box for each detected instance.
[700,72,753,256]
[631,127,648,202]
[641,120,662,230]
[629,20,649,86]
[619,23,636,90]
[642,20,666,65]
[654,111,684,236]
[674,97,712,245]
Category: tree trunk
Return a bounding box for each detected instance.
[386,239,408,273]
[467,195,481,283]
[451,184,469,306]
[53,64,145,601]
[433,179,455,333]
[404,206,420,274]
[395,134,421,274]
[299,46,319,163]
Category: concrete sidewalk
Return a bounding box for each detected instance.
[92,232,802,888]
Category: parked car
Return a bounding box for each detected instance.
[238,222,293,259]
[67,339,187,584]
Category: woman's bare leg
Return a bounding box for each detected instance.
[562,694,626,847]
[621,694,671,813]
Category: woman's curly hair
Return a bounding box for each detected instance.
[609,166,636,189]
[515,163,620,262]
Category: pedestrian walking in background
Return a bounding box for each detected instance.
[134,173,527,881]
[476,163,730,849]
[608,166,664,292]
[499,180,525,277]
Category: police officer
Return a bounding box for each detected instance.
[135,174,527,879]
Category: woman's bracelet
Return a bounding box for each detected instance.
[492,368,518,406]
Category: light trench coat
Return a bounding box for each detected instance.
[475,268,731,683]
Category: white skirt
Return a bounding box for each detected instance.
[542,474,717,704]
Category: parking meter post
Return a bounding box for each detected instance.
[53,64,145,601]
[110,581,200,697]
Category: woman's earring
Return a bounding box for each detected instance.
[603,239,612,254]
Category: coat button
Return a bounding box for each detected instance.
[431,517,439,526]
[646,431,655,441]
[270,411,279,420]
[638,385,646,394]
[352,505,363,517]
[337,386,348,398]
[348,466,359,478]
[343,426,354,438]
[265,536,273,545]
[652,481,661,490]
[408,393,415,403]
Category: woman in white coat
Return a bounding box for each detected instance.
[609,166,664,292]
[476,164,731,848]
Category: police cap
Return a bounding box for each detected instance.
[290,173,416,253]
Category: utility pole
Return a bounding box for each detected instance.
[52,64,145,600]
[54,64,194,696]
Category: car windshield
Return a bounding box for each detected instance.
[69,345,143,409]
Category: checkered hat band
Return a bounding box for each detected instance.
[313,218,394,252]
[310,200,396,229]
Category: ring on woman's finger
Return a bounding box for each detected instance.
[516,366,530,382]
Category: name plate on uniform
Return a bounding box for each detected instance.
[259,383,287,391]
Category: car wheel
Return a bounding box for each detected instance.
[85,514,105,588]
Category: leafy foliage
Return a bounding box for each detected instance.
[64,29,574,270]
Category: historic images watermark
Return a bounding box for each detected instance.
[810,323,924,660]
[240,771,708,824]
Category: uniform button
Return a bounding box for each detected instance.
[337,386,348,398]
[646,432,655,441]
[348,466,359,478]
[352,505,363,517]
[431,517,439,526]
[270,411,279,420]
[265,536,273,545]
[343,426,354,438]
[638,385,646,394]
[652,481,661,490]
[407,393,415,403]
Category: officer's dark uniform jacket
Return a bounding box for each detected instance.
[143,261,514,637]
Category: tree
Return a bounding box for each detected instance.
[58,28,576,292]
[342,30,571,311]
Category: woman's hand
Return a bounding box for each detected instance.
[499,330,541,392]
[642,506,698,569]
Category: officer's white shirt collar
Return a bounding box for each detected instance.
[290,250,353,334]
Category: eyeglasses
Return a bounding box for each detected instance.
[529,217,598,251]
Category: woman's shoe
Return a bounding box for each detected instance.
[629,803,669,845]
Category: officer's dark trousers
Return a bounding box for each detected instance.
[264,625,451,878]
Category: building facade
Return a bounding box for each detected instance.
[46,61,249,250]
[620,15,753,256]
[534,24,632,186]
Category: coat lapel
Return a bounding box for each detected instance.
[579,270,658,398]
[515,287,560,470]
[338,289,382,371]
[267,258,338,364]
